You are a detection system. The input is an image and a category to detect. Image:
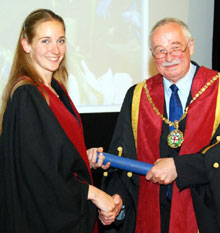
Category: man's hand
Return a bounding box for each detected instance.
[145,158,177,184]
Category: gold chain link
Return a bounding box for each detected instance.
[143,74,219,128]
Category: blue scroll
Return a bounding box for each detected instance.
[97,152,153,175]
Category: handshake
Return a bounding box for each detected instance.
[88,186,123,225]
[87,147,123,225]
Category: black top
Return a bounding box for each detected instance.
[0,82,96,233]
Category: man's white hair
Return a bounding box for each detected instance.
[149,17,192,48]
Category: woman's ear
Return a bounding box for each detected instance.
[21,38,31,53]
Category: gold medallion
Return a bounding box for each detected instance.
[167,129,184,148]
[143,74,219,148]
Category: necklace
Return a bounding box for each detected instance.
[143,74,219,148]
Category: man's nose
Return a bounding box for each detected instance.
[165,51,173,61]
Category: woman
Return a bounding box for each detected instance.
[0,9,122,233]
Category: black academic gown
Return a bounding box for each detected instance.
[0,81,97,233]
[101,63,220,233]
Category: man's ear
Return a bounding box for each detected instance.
[21,38,31,53]
[188,38,194,56]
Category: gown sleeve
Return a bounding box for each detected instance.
[0,84,96,233]
[174,124,220,190]
[101,86,138,233]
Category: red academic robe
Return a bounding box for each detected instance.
[101,64,220,233]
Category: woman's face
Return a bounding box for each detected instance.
[23,20,66,79]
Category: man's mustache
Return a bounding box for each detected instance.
[162,59,181,67]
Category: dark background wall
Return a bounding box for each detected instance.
[80,112,119,188]
[80,112,119,151]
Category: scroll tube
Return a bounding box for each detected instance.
[97,152,153,175]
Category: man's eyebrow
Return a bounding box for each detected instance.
[170,41,182,45]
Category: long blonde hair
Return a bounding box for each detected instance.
[0,9,68,133]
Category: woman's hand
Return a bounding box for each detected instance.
[87,147,110,170]
[88,185,123,225]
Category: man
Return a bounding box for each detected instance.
[100,18,220,233]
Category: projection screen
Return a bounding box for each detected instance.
[0,0,148,113]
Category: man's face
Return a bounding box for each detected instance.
[150,23,194,83]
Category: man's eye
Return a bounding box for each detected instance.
[172,46,181,51]
[155,48,166,54]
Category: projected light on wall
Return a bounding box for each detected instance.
[0,0,148,113]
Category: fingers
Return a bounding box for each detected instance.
[87,147,111,170]
[97,147,103,153]
[146,169,163,184]
[87,148,96,168]
[87,147,105,169]
[98,210,116,225]
[88,187,124,225]
[102,161,110,170]
[112,194,123,215]
[97,150,105,167]
[98,194,123,226]
[113,194,121,204]
[145,158,177,184]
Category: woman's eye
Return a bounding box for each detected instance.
[41,39,49,44]
[58,39,65,44]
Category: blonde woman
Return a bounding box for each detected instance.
[0,9,122,233]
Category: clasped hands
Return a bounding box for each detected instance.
[98,193,123,225]
[87,148,123,225]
